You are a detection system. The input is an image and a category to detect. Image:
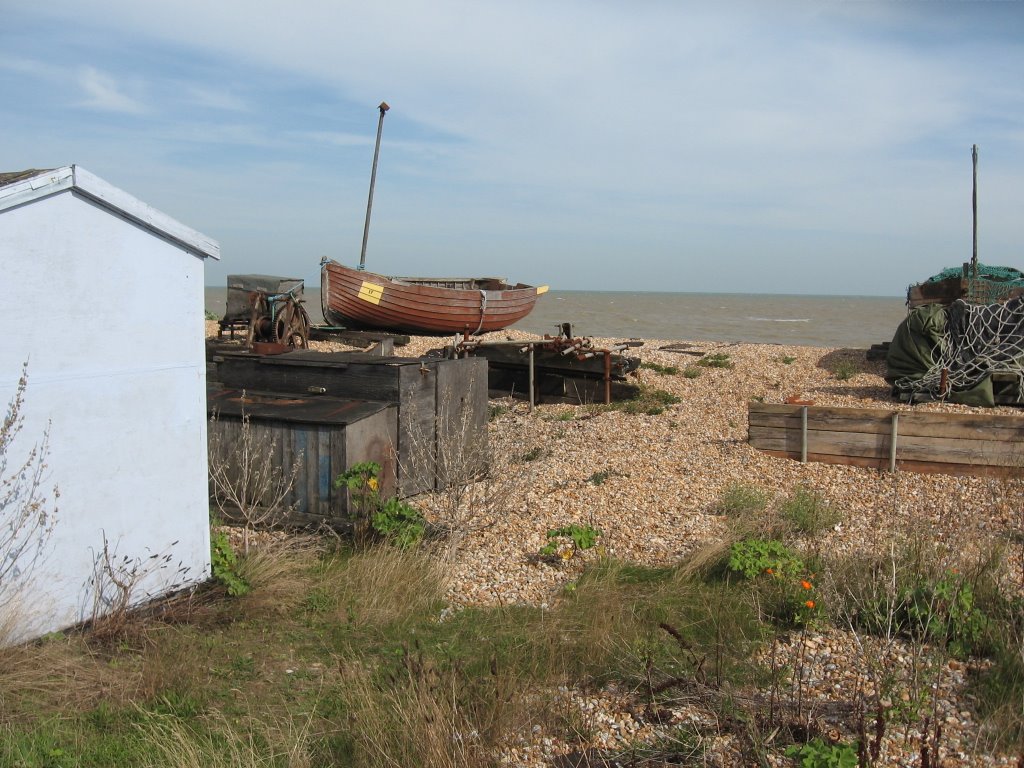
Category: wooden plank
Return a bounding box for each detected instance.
[759,449,1024,479]
[748,402,1024,441]
[435,358,489,489]
[749,426,1024,468]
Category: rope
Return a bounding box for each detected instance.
[472,290,488,335]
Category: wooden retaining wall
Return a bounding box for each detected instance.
[748,402,1024,478]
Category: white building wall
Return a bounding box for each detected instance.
[1,188,211,641]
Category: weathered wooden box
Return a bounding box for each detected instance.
[207,386,398,527]
[210,351,488,495]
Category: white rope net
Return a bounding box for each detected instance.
[893,297,1024,401]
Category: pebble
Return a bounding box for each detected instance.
[207,322,1024,766]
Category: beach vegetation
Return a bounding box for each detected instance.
[780,486,841,535]
[681,365,702,378]
[539,523,602,562]
[334,462,425,549]
[641,361,679,376]
[697,352,734,369]
[607,386,681,416]
[779,354,797,365]
[717,482,769,517]
[831,359,859,380]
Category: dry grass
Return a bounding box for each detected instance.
[330,545,449,629]
[234,533,325,618]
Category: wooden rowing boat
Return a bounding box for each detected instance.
[320,259,548,335]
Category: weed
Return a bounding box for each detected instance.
[335,461,425,548]
[611,387,681,416]
[831,360,859,380]
[587,470,620,486]
[717,483,769,517]
[785,737,858,767]
[779,355,797,365]
[682,366,702,379]
[642,361,680,376]
[781,486,841,535]
[488,403,509,421]
[540,524,602,562]
[727,539,804,580]
[519,446,548,462]
[697,352,734,369]
[204,309,219,321]
[210,530,249,597]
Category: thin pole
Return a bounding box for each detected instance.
[972,144,978,279]
[359,101,390,271]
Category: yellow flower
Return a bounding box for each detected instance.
[367,477,379,492]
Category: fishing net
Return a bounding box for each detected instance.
[918,263,1024,304]
[888,297,1024,406]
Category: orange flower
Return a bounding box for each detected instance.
[801,580,813,590]
[804,600,815,609]
[764,567,774,575]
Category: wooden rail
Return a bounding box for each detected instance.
[748,402,1024,478]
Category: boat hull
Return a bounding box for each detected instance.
[321,261,547,335]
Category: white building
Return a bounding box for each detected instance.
[0,166,219,642]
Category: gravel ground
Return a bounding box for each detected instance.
[207,321,1024,766]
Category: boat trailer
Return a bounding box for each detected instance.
[447,323,642,408]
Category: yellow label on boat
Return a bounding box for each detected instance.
[536,285,550,295]
[358,281,384,305]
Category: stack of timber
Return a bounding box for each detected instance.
[450,325,642,405]
[748,402,1024,478]
[210,349,488,496]
[208,386,397,528]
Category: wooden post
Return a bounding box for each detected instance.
[528,344,535,412]
[889,412,899,473]
[800,406,808,463]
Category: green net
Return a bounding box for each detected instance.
[922,263,1024,304]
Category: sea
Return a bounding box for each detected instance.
[204,287,907,349]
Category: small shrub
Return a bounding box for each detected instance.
[488,404,509,421]
[614,387,681,416]
[641,362,679,376]
[697,352,733,369]
[785,738,858,767]
[335,462,425,549]
[587,470,616,486]
[681,366,702,379]
[210,530,249,596]
[204,309,219,321]
[779,355,797,365]
[717,483,768,517]
[781,486,840,534]
[519,446,548,463]
[727,538,804,580]
[831,360,859,380]
[540,524,602,562]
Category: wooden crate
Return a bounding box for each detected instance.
[210,351,488,495]
[207,386,397,527]
[748,402,1024,478]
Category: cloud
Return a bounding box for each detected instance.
[76,65,146,114]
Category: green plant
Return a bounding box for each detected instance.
[210,530,249,597]
[334,462,425,549]
[519,446,548,462]
[697,352,734,369]
[540,524,602,561]
[204,309,219,321]
[587,470,615,486]
[682,366,702,378]
[717,482,768,517]
[831,360,859,380]
[613,387,681,416]
[641,362,679,376]
[727,539,820,626]
[780,486,840,534]
[779,355,797,365]
[488,403,509,421]
[727,539,804,580]
[785,738,858,767]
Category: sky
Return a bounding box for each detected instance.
[2,1,1023,295]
